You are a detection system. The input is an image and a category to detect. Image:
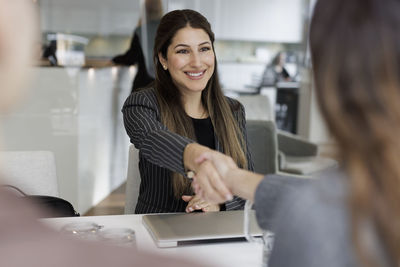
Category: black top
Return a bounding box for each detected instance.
[191,117,215,150]
[192,117,226,210]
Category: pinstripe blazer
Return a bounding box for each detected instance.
[122,87,254,214]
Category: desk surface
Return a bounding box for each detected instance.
[43,214,263,267]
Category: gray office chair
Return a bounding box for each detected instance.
[238,94,337,175]
[246,120,278,174]
[277,130,337,175]
[124,145,140,214]
[0,150,59,196]
[246,120,337,177]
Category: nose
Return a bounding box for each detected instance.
[189,51,201,68]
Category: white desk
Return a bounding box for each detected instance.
[43,214,263,267]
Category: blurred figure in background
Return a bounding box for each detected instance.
[192,0,400,266]
[0,1,209,266]
[42,40,58,66]
[112,0,163,93]
[270,52,291,82]
[260,51,292,86]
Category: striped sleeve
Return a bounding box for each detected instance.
[122,89,195,175]
[226,100,255,210]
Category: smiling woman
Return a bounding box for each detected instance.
[122,9,254,214]
[158,26,215,98]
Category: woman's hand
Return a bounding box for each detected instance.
[182,195,220,213]
[183,143,233,203]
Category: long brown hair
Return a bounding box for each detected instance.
[310,0,400,265]
[153,9,248,198]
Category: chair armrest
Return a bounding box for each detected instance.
[277,130,318,157]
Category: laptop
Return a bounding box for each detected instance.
[142,210,263,248]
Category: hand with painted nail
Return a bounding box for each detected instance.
[182,195,220,213]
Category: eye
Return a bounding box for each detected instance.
[200,46,211,52]
[176,49,189,54]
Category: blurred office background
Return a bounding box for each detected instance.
[2,0,328,215]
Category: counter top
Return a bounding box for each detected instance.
[36,58,119,69]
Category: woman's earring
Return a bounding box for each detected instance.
[163,65,167,70]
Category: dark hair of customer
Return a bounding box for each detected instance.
[310,0,400,265]
[153,9,248,197]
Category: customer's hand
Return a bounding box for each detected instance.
[195,151,238,179]
[194,151,264,203]
[191,151,238,203]
[182,195,220,213]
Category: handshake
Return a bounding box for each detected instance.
[191,150,238,203]
[183,143,264,212]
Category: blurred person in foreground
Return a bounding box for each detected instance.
[192,0,400,266]
[0,1,208,267]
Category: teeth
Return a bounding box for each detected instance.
[186,71,203,77]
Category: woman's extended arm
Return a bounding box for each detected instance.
[122,89,230,199]
[123,89,195,174]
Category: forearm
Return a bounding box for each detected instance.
[123,91,196,174]
[227,168,264,202]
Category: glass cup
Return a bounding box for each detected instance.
[97,228,136,248]
[244,200,274,267]
[60,221,103,241]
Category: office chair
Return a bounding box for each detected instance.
[124,145,140,214]
[0,150,59,196]
[246,120,337,177]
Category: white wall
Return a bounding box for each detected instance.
[39,0,304,42]
[167,0,303,42]
[39,0,141,35]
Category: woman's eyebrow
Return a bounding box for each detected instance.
[174,41,211,49]
[174,44,189,49]
[198,41,211,46]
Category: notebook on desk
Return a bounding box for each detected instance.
[142,210,263,248]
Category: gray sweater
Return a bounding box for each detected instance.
[254,172,358,267]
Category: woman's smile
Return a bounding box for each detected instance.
[184,70,206,80]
